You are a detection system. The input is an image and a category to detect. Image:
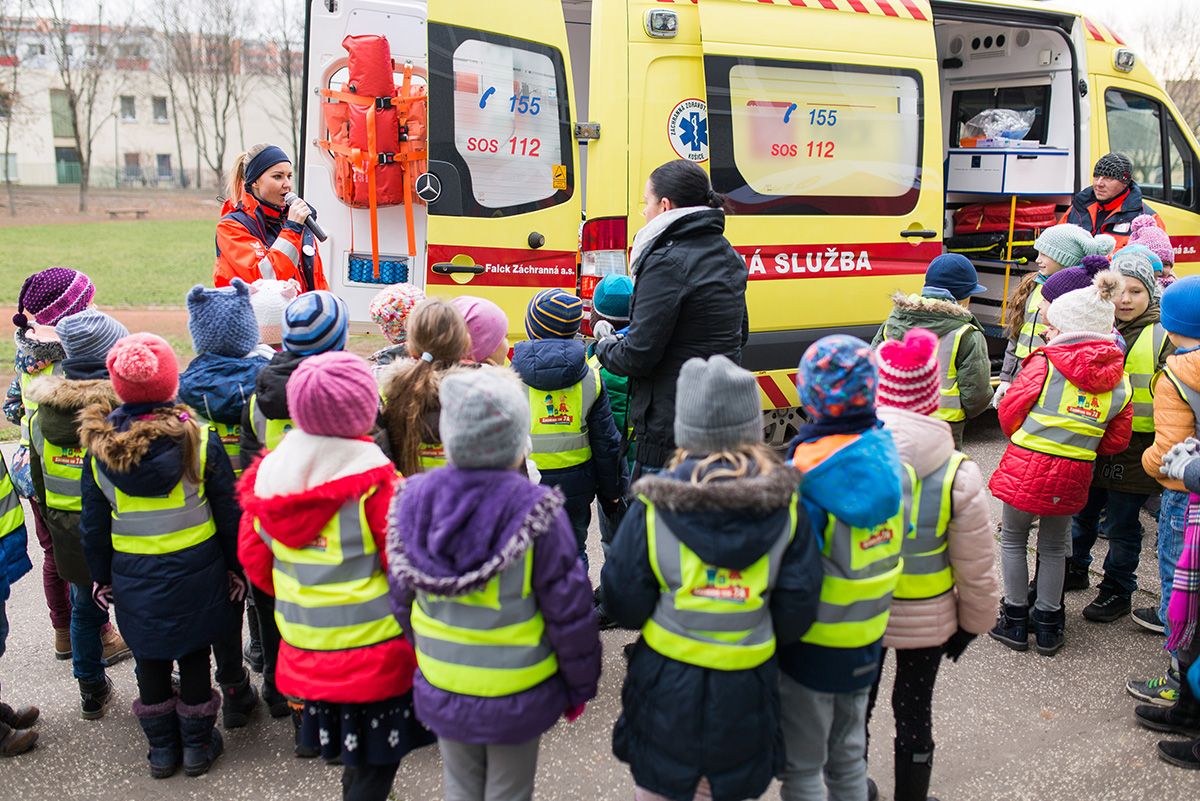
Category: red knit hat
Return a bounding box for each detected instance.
[875,327,941,416]
[106,333,179,405]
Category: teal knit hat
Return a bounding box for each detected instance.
[1033,224,1116,268]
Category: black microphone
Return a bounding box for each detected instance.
[283,192,329,242]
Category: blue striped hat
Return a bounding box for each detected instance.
[281,291,349,355]
[525,288,582,340]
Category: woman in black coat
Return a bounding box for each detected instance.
[594,160,749,474]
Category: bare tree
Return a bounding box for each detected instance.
[44,0,128,212]
[0,0,27,215]
[1122,7,1200,134]
[260,0,303,158]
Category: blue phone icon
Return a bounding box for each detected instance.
[479,86,496,109]
[783,103,798,124]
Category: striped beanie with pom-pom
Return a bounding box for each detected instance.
[875,327,941,417]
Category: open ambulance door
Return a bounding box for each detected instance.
[422,0,583,336]
[695,0,942,420]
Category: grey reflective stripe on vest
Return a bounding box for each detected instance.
[903,456,961,578]
[29,414,82,501]
[0,474,20,516]
[1130,325,1168,421]
[275,593,395,629]
[416,637,553,669]
[1167,368,1200,437]
[937,326,970,410]
[258,503,371,586]
[529,369,600,455]
[271,237,300,266]
[650,506,791,638]
[251,400,269,447]
[417,558,539,630]
[1017,293,1042,353]
[256,256,277,279]
[92,469,213,536]
[1024,369,1130,451]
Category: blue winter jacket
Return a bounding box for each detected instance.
[511,338,628,513]
[0,488,30,601]
[79,402,242,661]
[777,425,905,693]
[178,352,268,426]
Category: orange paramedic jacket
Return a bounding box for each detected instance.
[213,193,329,292]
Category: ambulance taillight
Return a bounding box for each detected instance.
[579,216,629,309]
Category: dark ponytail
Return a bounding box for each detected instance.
[649,159,725,210]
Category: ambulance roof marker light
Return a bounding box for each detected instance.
[646,9,678,39]
[1113,49,1136,73]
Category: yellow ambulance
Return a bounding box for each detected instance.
[301,0,1200,444]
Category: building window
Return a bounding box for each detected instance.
[119,95,135,121]
[152,96,168,123]
[55,146,80,184]
[0,91,12,120]
[156,153,172,181]
[0,153,17,182]
[117,43,142,58]
[50,89,75,138]
[26,42,45,57]
[123,152,141,182]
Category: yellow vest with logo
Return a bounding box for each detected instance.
[932,325,974,424]
[90,426,217,556]
[419,442,448,472]
[1126,323,1169,434]
[248,393,294,452]
[19,362,63,447]
[28,409,85,513]
[527,368,601,471]
[642,493,796,670]
[260,492,402,652]
[0,458,25,539]
[1011,364,1132,461]
[410,546,558,697]
[1014,282,1046,359]
[894,454,964,601]
[197,416,244,477]
[801,466,910,649]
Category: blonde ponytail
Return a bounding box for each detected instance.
[227,143,272,203]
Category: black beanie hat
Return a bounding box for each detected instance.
[1093,152,1134,185]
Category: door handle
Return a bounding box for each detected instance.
[431,262,485,275]
[899,229,938,239]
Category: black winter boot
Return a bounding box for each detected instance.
[894,745,939,801]
[243,605,264,674]
[261,678,290,719]
[80,676,114,720]
[133,696,181,779]
[989,602,1029,651]
[220,670,259,729]
[178,690,224,777]
[1031,606,1065,656]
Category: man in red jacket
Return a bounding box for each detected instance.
[1061,152,1164,249]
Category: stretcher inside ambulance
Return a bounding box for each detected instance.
[300,0,1200,447]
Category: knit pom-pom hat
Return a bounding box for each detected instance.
[1046,271,1122,336]
[1033,225,1115,269]
[369,283,426,346]
[12,267,95,330]
[875,328,941,416]
[1129,215,1174,267]
[106,333,180,404]
[1042,256,1111,304]
[186,278,260,357]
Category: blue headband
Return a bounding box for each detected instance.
[244,146,291,188]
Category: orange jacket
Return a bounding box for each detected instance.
[213,193,329,292]
[1142,349,1200,491]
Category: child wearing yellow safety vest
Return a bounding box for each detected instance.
[80,334,244,779]
[26,310,132,722]
[377,298,472,476]
[1068,246,1173,625]
[4,267,96,661]
[179,279,272,727]
[387,366,600,801]
[995,226,1116,404]
[601,355,822,801]
[512,289,628,573]
[0,426,36,757]
[240,352,432,801]
[780,335,908,801]
[989,272,1132,657]
[871,253,991,449]
[867,328,1000,801]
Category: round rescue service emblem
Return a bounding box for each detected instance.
[667,98,709,163]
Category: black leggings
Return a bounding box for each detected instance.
[136,648,211,706]
[866,646,942,753]
[341,763,400,801]
[252,585,282,692]
[212,601,245,686]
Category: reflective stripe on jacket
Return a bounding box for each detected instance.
[894,453,963,601]
[1127,324,1168,433]
[1011,364,1133,461]
[933,325,973,423]
[29,410,84,512]
[528,368,601,471]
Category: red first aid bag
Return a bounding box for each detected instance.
[953,201,1059,234]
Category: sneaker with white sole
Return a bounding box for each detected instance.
[1127,668,1180,707]
[1132,607,1166,634]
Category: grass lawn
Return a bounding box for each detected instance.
[0,219,213,307]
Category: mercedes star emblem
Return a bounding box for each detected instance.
[415,172,442,203]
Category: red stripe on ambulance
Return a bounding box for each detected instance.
[734,241,940,281]
[897,0,927,21]
[757,376,791,409]
[426,245,577,289]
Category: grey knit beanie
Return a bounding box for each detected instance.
[1034,224,1116,268]
[440,366,530,470]
[55,309,129,361]
[674,355,762,453]
[1111,245,1162,301]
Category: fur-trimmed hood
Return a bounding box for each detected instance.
[80,403,195,496]
[634,457,801,572]
[387,467,563,597]
[889,292,974,319]
[878,292,985,344]
[26,375,119,447]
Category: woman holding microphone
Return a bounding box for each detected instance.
[213,144,329,292]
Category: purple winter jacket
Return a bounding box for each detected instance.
[385,467,601,745]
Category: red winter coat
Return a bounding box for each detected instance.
[989,335,1133,516]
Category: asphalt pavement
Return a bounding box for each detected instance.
[1,414,1194,801]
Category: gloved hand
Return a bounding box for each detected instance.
[92,582,113,612]
[564,703,586,723]
[990,382,1011,410]
[600,496,628,520]
[228,571,248,603]
[942,626,976,662]
[1162,438,1200,482]
[591,320,616,341]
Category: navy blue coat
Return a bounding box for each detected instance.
[79,403,242,661]
[601,458,822,801]
[239,349,306,465]
[178,352,268,426]
[511,338,628,514]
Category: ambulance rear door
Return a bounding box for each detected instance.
[422,0,582,334]
[696,0,943,409]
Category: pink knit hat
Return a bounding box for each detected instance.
[451,296,509,363]
[13,267,95,329]
[106,333,179,405]
[1129,215,1175,266]
[286,351,378,438]
[369,283,426,345]
[875,327,941,416]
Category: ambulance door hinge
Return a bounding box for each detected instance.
[575,122,600,143]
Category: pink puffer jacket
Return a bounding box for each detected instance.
[879,407,1000,649]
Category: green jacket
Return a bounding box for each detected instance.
[587,343,634,471]
[872,293,992,421]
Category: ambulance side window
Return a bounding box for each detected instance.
[1106,88,1196,210]
[428,23,574,218]
[706,56,923,216]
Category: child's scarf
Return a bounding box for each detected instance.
[1166,492,1200,653]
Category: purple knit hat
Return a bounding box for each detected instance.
[13,267,95,330]
[1041,255,1111,304]
[1129,215,1174,266]
[286,351,378,438]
